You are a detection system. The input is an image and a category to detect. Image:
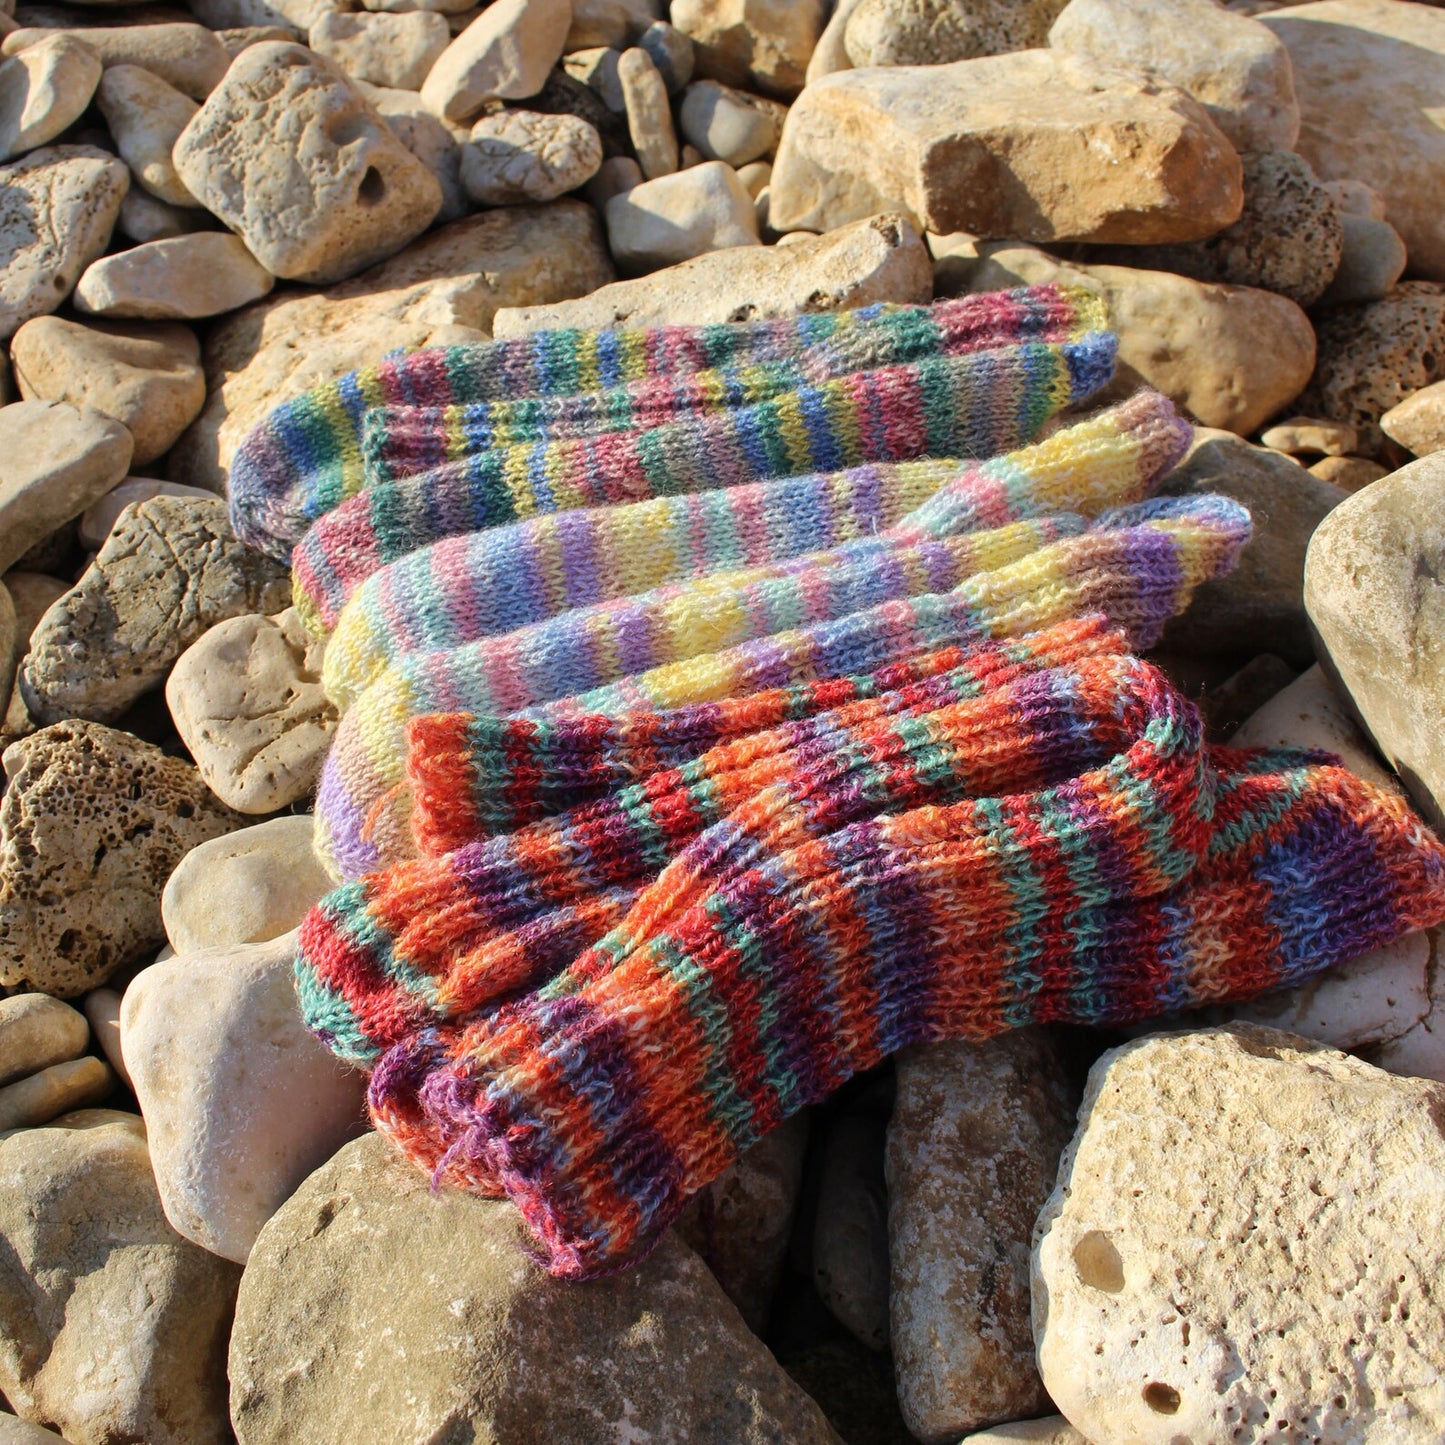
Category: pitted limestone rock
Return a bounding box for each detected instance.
[460,109,603,205]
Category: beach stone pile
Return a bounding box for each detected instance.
[0,0,1442,1441]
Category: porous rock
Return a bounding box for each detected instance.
[846,0,1068,67]
[460,108,602,204]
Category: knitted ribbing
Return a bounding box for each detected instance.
[313,495,1250,880]
[365,744,1445,1278]
[229,285,1108,559]
[290,335,1118,632]
[322,390,1182,706]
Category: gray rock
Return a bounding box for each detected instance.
[0,993,88,1086]
[117,190,215,244]
[460,108,602,204]
[1318,214,1408,306]
[78,478,217,548]
[678,77,783,166]
[638,19,694,91]
[364,82,466,222]
[847,0,1068,67]
[605,158,759,273]
[0,33,101,163]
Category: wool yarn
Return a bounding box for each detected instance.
[290,336,1118,633]
[229,284,1108,559]
[322,389,1182,707]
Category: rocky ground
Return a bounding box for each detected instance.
[0,0,1443,1441]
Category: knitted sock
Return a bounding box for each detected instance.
[229,285,1108,559]
[367,746,1445,1277]
[290,335,1118,632]
[322,390,1182,706]
[313,494,1250,879]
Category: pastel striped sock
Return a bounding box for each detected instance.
[290,335,1118,632]
[229,284,1109,559]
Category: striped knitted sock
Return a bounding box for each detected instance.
[322,390,1182,707]
[364,740,1445,1278]
[229,285,1108,559]
[290,335,1118,632]
[313,494,1250,879]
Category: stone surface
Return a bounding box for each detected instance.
[0,34,101,163]
[78,478,217,548]
[606,158,760,272]
[0,1055,113,1131]
[1262,0,1445,281]
[567,0,661,49]
[420,0,571,121]
[117,190,216,244]
[121,931,366,1262]
[166,606,337,813]
[0,573,66,646]
[1309,454,1388,491]
[678,77,782,166]
[310,10,450,90]
[812,1108,890,1352]
[671,0,826,99]
[1260,416,1358,457]
[230,1133,842,1443]
[1034,1025,1445,1443]
[171,201,612,492]
[518,64,634,159]
[21,495,289,725]
[0,993,87,1086]
[94,63,198,208]
[847,0,1066,66]
[1381,379,1445,456]
[1304,453,1445,833]
[161,814,333,955]
[639,19,694,91]
[0,722,246,996]
[74,234,270,322]
[619,43,678,179]
[1051,0,1299,151]
[1365,928,1445,1085]
[364,82,466,221]
[460,108,602,203]
[963,1420,1090,1444]
[83,987,129,1090]
[11,316,205,465]
[3,25,230,102]
[0,1413,66,1443]
[1318,214,1407,305]
[770,52,1243,243]
[888,1032,1077,1442]
[174,42,442,285]
[0,1112,239,1442]
[1160,428,1346,664]
[0,145,129,341]
[0,400,131,575]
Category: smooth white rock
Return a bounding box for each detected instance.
[605,158,759,273]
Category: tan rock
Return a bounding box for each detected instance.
[117,189,215,244]
[671,0,826,99]
[0,1112,239,1443]
[231,1133,841,1442]
[0,145,129,341]
[1260,415,1358,456]
[1380,378,1445,456]
[848,0,1066,66]
[11,316,205,465]
[0,33,100,163]
[0,1412,67,1443]
[0,994,88,1086]
[618,43,678,178]
[420,0,571,121]
[496,209,929,333]
[363,82,466,221]
[73,233,275,321]
[78,477,218,547]
[606,158,760,273]
[83,987,129,1089]
[1034,1026,1445,1443]
[94,63,199,209]
[0,722,246,996]
[2,24,230,102]
[0,573,66,645]
[0,1055,113,1131]
[1309,454,1389,490]
[770,52,1242,243]
[566,0,658,49]
[169,201,614,491]
[460,108,602,204]
[962,1418,1090,1443]
[174,43,442,285]
[310,9,450,90]
[1304,452,1445,832]
[638,18,694,92]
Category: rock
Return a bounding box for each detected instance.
[2,24,229,102]
[161,815,333,955]
[513,64,634,159]
[1309,454,1389,490]
[1050,0,1298,151]
[846,0,1067,66]
[1160,428,1347,664]
[118,190,216,244]
[618,43,678,179]
[0,1055,113,1131]
[1033,1025,1445,1443]
[605,158,759,272]
[11,316,205,465]
[216,25,305,57]
[94,64,198,209]
[777,1336,911,1445]
[638,19,694,91]
[83,987,129,1090]
[0,34,100,163]
[174,43,442,285]
[1381,379,1445,456]
[460,108,602,204]
[169,201,614,491]
[674,1113,809,1335]
[0,722,246,996]
[1325,176,1386,220]
[1364,928,1445,1084]
[1083,150,1342,308]
[496,210,930,332]
[1318,214,1407,306]
[21,494,290,726]
[962,1419,1090,1444]
[587,152,642,206]
[0,573,66,645]
[671,0,826,100]
[0,994,88,1086]
[1260,415,1358,457]
[74,232,276,321]
[166,606,338,814]
[1297,283,1445,455]
[310,10,449,90]
[79,478,217,547]
[0,145,129,341]
[419,0,571,121]
[230,1133,842,1443]
[1304,453,1445,832]
[364,82,466,221]
[0,1111,239,1442]
[770,52,1242,243]
[967,244,1316,436]
[888,1032,1077,1441]
[1261,0,1445,281]
[566,43,625,110]
[0,1413,67,1443]
[566,0,657,49]
[678,77,783,166]
[121,931,366,1262]
[0,400,132,575]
